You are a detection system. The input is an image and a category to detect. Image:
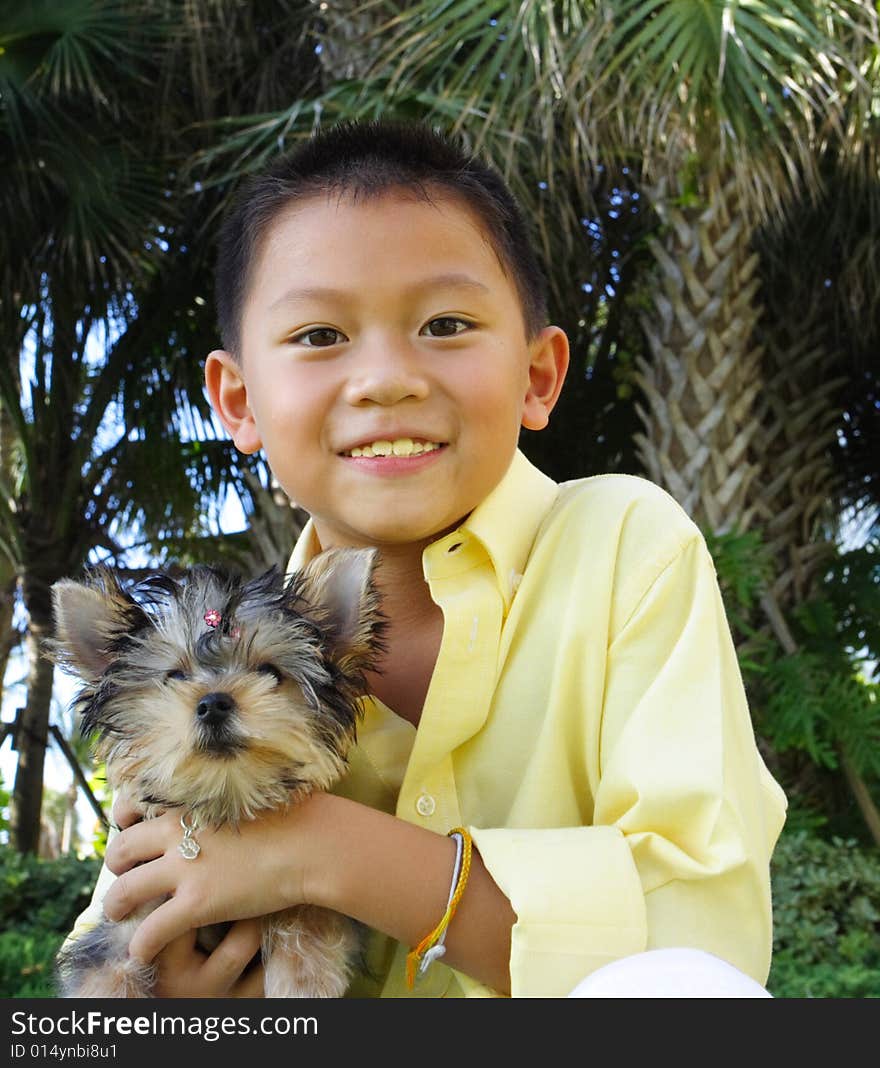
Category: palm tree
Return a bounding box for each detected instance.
[0,0,322,852]
[752,138,880,608]
[1,0,175,852]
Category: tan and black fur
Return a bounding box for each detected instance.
[50,548,383,998]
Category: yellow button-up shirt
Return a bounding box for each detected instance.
[288,449,787,998]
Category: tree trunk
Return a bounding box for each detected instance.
[840,751,880,848]
[314,3,386,82]
[0,572,19,690]
[0,396,22,688]
[634,170,764,533]
[10,602,56,854]
[748,311,847,608]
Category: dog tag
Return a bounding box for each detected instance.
[179,836,201,860]
[179,813,201,860]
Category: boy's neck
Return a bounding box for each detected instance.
[370,540,439,627]
[349,538,445,727]
[312,524,439,624]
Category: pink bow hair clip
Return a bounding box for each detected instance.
[203,608,241,639]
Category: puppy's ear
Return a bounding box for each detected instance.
[296,548,384,674]
[50,571,148,681]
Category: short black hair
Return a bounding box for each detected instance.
[214,119,548,354]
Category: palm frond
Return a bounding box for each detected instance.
[574,0,878,218]
[0,0,164,108]
[0,1,175,291]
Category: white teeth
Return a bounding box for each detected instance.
[346,438,441,457]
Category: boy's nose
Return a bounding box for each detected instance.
[343,343,430,407]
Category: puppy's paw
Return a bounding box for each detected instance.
[263,905,358,998]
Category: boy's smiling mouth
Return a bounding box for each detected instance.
[340,438,445,458]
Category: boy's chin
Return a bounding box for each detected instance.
[359,522,455,548]
[319,513,466,551]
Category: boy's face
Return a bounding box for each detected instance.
[206,189,568,552]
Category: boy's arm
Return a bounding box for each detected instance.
[304,792,518,994]
[463,531,787,996]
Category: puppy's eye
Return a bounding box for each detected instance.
[166,669,187,682]
[257,663,284,685]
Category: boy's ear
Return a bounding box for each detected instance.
[521,326,570,432]
[204,349,263,455]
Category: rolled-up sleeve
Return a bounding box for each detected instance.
[469,824,647,997]
[470,533,787,998]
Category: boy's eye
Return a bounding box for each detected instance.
[257,663,284,685]
[290,327,347,347]
[422,317,472,338]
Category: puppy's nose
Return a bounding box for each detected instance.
[196,691,236,727]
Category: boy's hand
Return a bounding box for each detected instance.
[111,792,143,830]
[153,921,265,998]
[102,796,324,964]
[107,795,266,995]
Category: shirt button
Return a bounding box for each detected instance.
[416,794,436,817]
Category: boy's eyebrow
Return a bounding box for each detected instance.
[268,273,491,310]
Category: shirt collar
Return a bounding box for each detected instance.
[448,448,558,611]
[287,518,322,574]
[286,448,558,612]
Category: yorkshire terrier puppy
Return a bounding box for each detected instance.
[49,547,382,998]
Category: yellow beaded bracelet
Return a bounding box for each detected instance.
[405,827,473,989]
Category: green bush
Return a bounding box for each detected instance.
[769,829,880,998]
[0,850,101,998]
[0,928,68,998]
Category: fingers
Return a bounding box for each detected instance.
[112,791,145,830]
[103,858,176,924]
[232,962,267,998]
[105,816,168,875]
[151,922,264,997]
[127,896,198,964]
[155,929,200,973]
[127,902,259,971]
[151,930,207,997]
[201,919,263,992]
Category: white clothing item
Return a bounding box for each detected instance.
[568,948,773,998]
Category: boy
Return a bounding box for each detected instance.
[90,120,786,998]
